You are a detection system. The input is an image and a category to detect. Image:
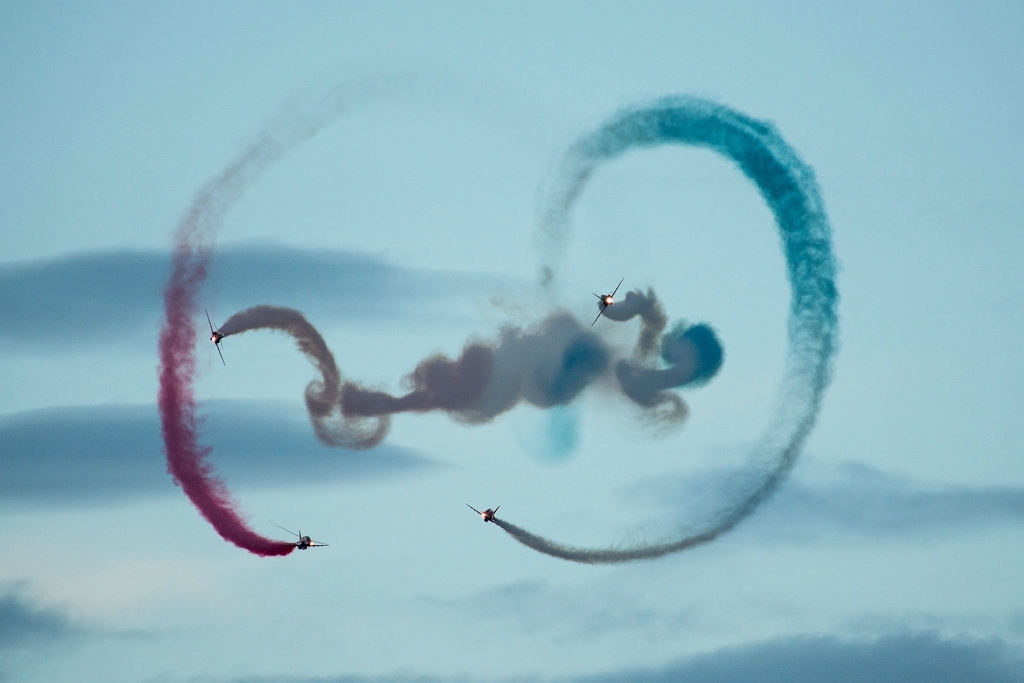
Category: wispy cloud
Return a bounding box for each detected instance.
[0,582,154,683]
[751,461,1024,541]
[575,633,1024,683]
[170,632,1024,683]
[0,585,80,651]
[0,400,434,507]
[417,578,693,646]
[0,245,513,350]
[631,460,1024,544]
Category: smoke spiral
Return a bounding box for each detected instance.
[494,96,838,563]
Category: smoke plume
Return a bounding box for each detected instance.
[157,83,734,558]
[492,96,839,563]
[219,303,720,444]
[219,305,388,448]
[157,79,409,556]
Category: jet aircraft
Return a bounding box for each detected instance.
[206,310,225,365]
[466,504,499,522]
[591,277,624,326]
[268,520,328,550]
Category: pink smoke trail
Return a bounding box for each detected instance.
[156,79,406,555]
[158,164,296,556]
[159,266,295,555]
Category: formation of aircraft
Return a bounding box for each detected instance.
[208,275,625,552]
[466,504,499,522]
[591,277,624,326]
[267,520,328,550]
[206,310,225,365]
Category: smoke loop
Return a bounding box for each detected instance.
[493,96,839,563]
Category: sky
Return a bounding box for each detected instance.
[1,1,1023,681]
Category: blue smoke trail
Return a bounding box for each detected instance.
[493,96,839,563]
[664,323,724,387]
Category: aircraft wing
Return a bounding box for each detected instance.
[591,308,604,327]
[215,343,225,366]
[611,277,624,298]
[466,504,482,515]
[206,309,215,335]
[265,518,299,537]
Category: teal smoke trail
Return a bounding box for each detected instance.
[495,96,839,563]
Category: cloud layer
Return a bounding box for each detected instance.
[634,460,1024,543]
[0,245,510,349]
[752,462,1024,541]
[579,633,1024,683]
[0,586,79,651]
[198,632,1024,683]
[0,401,432,507]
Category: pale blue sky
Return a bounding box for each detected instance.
[2,2,1023,682]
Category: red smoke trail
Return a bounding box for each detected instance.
[158,239,295,557]
[159,240,294,557]
[155,78,415,554]
[156,137,306,557]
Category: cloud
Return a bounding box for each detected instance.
[0,585,79,651]
[418,579,692,644]
[577,633,1024,683]
[753,462,1024,540]
[178,632,1024,683]
[0,401,434,507]
[634,460,1024,543]
[0,245,513,350]
[0,583,154,683]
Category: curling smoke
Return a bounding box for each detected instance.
[219,303,720,444]
[158,79,409,556]
[602,289,668,358]
[157,82,734,557]
[219,305,388,448]
[493,96,839,563]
